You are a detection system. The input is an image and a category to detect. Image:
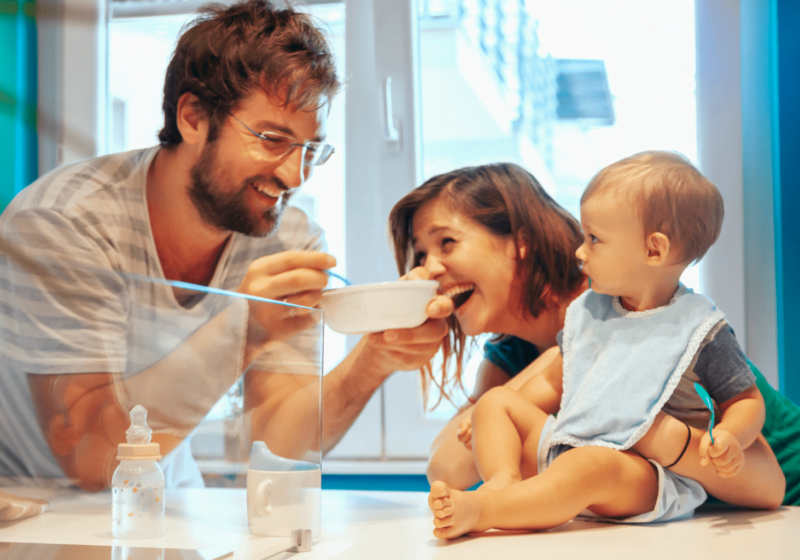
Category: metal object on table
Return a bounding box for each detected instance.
[290,529,312,553]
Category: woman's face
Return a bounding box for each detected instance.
[411,197,519,336]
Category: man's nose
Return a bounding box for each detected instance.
[274,145,308,188]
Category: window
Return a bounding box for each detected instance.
[42,0,751,471]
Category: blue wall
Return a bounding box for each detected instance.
[774,0,800,402]
[0,0,37,212]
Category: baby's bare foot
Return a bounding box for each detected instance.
[429,480,489,539]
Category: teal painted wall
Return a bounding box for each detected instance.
[775,0,800,402]
[0,0,37,212]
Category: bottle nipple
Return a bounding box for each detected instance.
[126,405,153,445]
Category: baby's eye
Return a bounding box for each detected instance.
[589,234,599,244]
[441,237,455,248]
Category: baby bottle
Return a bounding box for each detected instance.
[112,405,165,539]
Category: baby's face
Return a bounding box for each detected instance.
[576,193,649,299]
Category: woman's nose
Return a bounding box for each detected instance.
[424,254,447,278]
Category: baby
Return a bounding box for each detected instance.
[430,151,765,538]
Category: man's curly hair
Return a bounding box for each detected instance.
[158,0,341,146]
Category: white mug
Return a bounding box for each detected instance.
[246,468,321,537]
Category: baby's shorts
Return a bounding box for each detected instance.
[536,415,707,524]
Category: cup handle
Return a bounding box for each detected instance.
[256,479,273,516]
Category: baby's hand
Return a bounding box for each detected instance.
[457,419,473,451]
[699,428,744,478]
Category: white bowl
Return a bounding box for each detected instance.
[319,280,439,335]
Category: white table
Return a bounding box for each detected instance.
[2,488,799,559]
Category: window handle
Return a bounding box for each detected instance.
[382,77,401,149]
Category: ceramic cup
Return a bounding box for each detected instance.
[246,468,321,537]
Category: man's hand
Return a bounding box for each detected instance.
[457,418,473,451]
[238,250,336,346]
[699,428,744,478]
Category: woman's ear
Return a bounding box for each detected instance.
[176,93,209,146]
[645,232,671,266]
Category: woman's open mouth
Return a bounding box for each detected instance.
[443,283,476,310]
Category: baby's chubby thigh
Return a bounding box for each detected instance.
[470,386,552,479]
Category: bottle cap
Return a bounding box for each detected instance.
[117,405,162,461]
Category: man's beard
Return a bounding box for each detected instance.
[188,141,291,237]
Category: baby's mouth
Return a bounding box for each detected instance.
[443,283,476,309]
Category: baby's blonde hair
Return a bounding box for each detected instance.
[580,151,724,264]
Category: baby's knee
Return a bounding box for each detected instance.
[473,386,516,415]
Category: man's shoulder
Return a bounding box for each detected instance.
[5,148,155,220]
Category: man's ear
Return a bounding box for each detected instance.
[175,93,208,146]
[645,232,671,266]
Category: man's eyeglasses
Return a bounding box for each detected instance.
[228,113,335,167]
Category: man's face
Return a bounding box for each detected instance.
[188,89,328,237]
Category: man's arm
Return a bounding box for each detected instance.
[246,302,452,457]
[27,373,183,492]
[427,347,561,487]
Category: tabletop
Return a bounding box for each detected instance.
[1,487,798,560]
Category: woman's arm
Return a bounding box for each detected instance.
[426,347,561,488]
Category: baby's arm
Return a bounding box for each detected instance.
[699,383,765,477]
[516,350,564,414]
[457,353,563,451]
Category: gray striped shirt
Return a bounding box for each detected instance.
[0,147,325,485]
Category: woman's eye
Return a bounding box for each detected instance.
[441,237,455,248]
[414,251,426,265]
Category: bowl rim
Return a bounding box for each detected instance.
[321,279,439,296]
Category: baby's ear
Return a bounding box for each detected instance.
[645,232,671,266]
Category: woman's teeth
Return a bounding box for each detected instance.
[444,284,476,309]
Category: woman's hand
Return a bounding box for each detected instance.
[457,418,473,451]
[402,265,454,318]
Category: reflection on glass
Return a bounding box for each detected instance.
[0,232,323,500]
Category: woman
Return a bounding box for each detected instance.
[389,162,788,509]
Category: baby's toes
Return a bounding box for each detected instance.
[435,506,453,519]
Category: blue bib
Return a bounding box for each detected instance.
[552,285,724,450]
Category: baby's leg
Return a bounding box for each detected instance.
[430,447,658,540]
[470,386,550,489]
[635,413,785,509]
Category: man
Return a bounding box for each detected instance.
[0,0,450,490]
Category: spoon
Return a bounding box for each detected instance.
[326,270,352,286]
[693,382,715,444]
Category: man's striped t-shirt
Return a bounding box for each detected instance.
[0,147,325,485]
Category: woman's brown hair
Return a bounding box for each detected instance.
[158,0,341,146]
[389,163,584,406]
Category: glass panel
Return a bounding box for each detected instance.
[0,230,323,554]
[108,4,348,374]
[417,0,698,411]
